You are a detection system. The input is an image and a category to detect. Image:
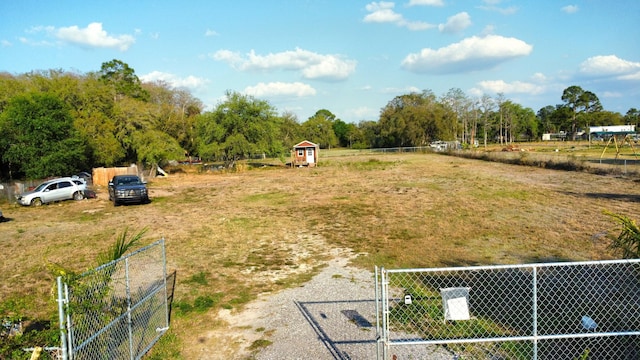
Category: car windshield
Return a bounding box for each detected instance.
[34,182,51,192]
[116,177,142,186]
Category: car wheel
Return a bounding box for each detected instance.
[31,198,43,207]
[73,191,84,201]
[113,198,119,206]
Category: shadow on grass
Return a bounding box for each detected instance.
[166,270,177,324]
[560,191,640,202]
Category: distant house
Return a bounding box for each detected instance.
[292,140,319,167]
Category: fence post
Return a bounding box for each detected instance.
[64,283,73,359]
[161,238,170,331]
[381,268,388,360]
[532,266,538,360]
[375,266,381,360]
[125,258,134,360]
[57,277,69,360]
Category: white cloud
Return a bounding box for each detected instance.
[408,0,444,6]
[212,49,243,64]
[243,82,317,98]
[345,106,379,121]
[480,24,496,36]
[1,40,12,47]
[620,72,640,81]
[211,48,357,81]
[140,71,209,90]
[579,55,640,79]
[364,1,434,30]
[438,12,471,34]
[561,5,579,14]
[381,86,421,94]
[478,1,518,15]
[302,55,357,80]
[602,91,622,98]
[476,79,546,95]
[402,34,533,74]
[26,25,55,34]
[531,72,547,82]
[364,2,403,23]
[55,22,135,51]
[205,29,219,37]
[19,36,55,47]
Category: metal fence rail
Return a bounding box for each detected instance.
[375,259,640,359]
[57,239,169,360]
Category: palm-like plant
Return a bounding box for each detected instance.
[605,211,640,259]
[97,227,148,265]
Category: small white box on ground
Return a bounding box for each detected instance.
[440,287,471,321]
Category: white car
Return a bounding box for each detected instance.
[16,177,86,206]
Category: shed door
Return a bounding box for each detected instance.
[306,148,315,163]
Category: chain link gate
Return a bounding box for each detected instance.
[57,239,169,360]
[375,260,640,359]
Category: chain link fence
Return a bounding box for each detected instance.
[57,239,169,360]
[375,259,640,359]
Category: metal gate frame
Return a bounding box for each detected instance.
[57,239,169,360]
[375,259,640,360]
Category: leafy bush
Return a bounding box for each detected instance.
[605,211,640,259]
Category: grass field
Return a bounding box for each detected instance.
[1,149,639,358]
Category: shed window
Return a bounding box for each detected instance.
[297,149,304,156]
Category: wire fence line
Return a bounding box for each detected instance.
[375,259,640,360]
[57,239,169,360]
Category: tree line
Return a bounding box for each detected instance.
[1,59,638,180]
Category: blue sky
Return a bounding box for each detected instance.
[1,0,639,123]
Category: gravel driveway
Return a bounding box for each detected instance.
[225,250,455,360]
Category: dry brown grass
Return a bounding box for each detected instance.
[1,152,639,358]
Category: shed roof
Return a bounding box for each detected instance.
[293,140,318,148]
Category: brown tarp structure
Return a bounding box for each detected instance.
[92,165,139,187]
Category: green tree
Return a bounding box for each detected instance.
[356,120,380,149]
[332,118,350,147]
[112,97,158,162]
[0,72,28,112]
[378,90,453,147]
[441,88,471,143]
[624,108,639,128]
[0,92,87,179]
[144,81,203,158]
[549,105,574,134]
[99,59,149,101]
[561,85,602,139]
[279,111,303,148]
[588,111,624,126]
[494,93,507,145]
[195,91,284,167]
[73,74,124,166]
[132,129,184,169]
[302,109,339,149]
[537,105,557,134]
[478,94,495,147]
